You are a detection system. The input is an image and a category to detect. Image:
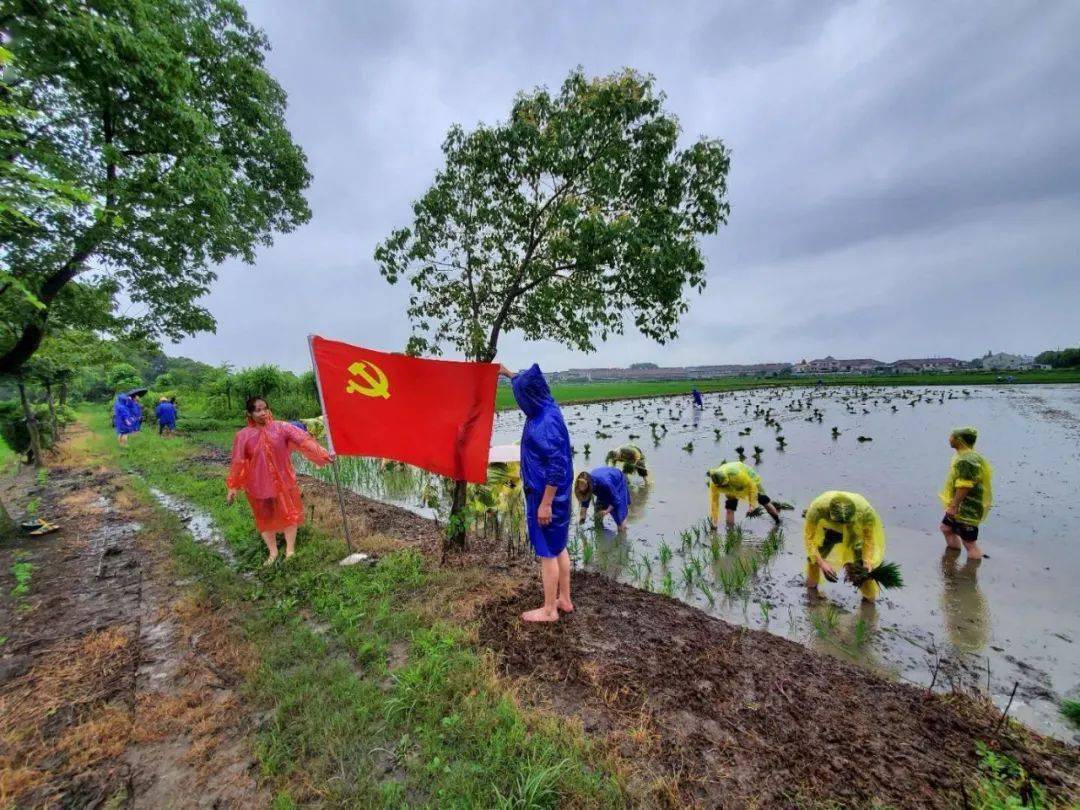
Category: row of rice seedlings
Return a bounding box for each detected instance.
[758,527,786,563]
[658,540,673,567]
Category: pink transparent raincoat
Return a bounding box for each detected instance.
[226,416,332,533]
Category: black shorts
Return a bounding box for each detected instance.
[725,493,771,511]
[942,514,979,543]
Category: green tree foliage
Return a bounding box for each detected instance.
[0,0,311,375]
[105,363,142,393]
[1035,348,1080,368]
[375,67,731,363]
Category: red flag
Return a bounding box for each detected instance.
[308,335,498,483]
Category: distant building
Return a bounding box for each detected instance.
[794,356,888,374]
[980,351,1035,371]
[890,357,967,373]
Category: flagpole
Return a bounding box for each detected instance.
[308,335,355,554]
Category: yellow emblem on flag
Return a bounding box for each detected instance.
[346,360,390,399]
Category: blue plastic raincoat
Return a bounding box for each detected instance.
[114,394,138,435]
[512,364,573,558]
[583,466,631,525]
[155,401,177,429]
[692,388,703,408]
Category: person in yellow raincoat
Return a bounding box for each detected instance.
[706,461,781,530]
[804,491,885,601]
[939,426,993,560]
[605,444,648,480]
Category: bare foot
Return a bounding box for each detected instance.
[521,607,559,623]
[263,555,278,567]
[284,551,295,561]
[556,599,574,613]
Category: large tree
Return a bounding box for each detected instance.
[0,0,311,375]
[375,67,731,546]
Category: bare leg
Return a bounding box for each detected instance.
[765,502,781,524]
[963,539,983,560]
[523,557,560,622]
[283,525,298,558]
[556,549,573,612]
[806,560,821,592]
[725,508,736,530]
[940,523,962,550]
[261,531,279,564]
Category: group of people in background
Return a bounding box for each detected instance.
[499,365,994,621]
[112,390,178,444]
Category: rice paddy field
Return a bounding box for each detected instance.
[311,382,1080,741]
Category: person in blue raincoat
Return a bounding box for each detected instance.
[499,363,574,622]
[692,387,704,409]
[155,397,178,436]
[114,393,139,445]
[575,467,631,531]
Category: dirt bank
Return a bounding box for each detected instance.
[0,428,264,807]
[478,572,1080,807]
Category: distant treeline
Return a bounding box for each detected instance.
[1034,348,1080,369]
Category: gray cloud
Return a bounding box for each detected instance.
[176,0,1080,372]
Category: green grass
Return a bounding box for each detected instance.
[0,434,19,476]
[493,368,1080,410]
[969,741,1047,808]
[10,560,32,597]
[80,408,625,807]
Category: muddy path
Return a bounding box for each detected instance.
[0,429,265,808]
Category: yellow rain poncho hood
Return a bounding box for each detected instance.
[939,427,993,525]
[803,491,885,571]
[606,444,648,477]
[706,461,762,523]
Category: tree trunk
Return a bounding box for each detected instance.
[45,383,59,441]
[445,479,469,552]
[59,381,68,407]
[18,381,44,468]
[0,498,16,542]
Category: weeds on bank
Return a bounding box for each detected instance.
[10,560,32,597]
[969,742,1046,808]
[81,409,625,807]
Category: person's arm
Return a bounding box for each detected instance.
[497,364,516,379]
[709,483,721,529]
[946,485,971,517]
[284,422,334,466]
[538,484,557,526]
[225,431,249,502]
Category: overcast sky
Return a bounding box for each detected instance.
[175,0,1080,373]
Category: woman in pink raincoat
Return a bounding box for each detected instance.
[226,396,333,564]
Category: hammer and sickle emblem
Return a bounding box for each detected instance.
[346,360,390,399]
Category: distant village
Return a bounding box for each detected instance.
[548,351,1043,382]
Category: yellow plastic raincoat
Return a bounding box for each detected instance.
[803,491,886,600]
[606,444,648,478]
[939,428,993,526]
[706,461,763,525]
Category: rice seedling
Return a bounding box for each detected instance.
[697,579,716,607]
[857,435,873,442]
[713,428,722,440]
[709,532,722,561]
[848,560,904,590]
[723,525,744,554]
[810,603,842,638]
[682,441,694,453]
[566,532,581,563]
[852,617,869,647]
[745,506,765,519]
[658,541,672,567]
[735,445,746,460]
[680,564,695,591]
[772,500,794,511]
[582,536,594,566]
[759,527,785,562]
[661,570,675,598]
[1061,699,1080,727]
[759,601,772,624]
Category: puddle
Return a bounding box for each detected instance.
[149,488,238,568]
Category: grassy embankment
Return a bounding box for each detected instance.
[493,368,1080,410]
[79,409,626,807]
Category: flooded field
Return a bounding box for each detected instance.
[311,384,1080,740]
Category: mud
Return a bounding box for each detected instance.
[0,427,265,808]
[479,572,1080,808]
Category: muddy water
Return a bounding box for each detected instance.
[325,384,1080,740]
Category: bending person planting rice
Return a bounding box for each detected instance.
[939,426,993,560]
[500,363,574,622]
[605,443,649,481]
[227,396,334,565]
[804,491,902,602]
[575,467,631,531]
[706,460,780,530]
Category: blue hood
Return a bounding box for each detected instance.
[512,364,554,419]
